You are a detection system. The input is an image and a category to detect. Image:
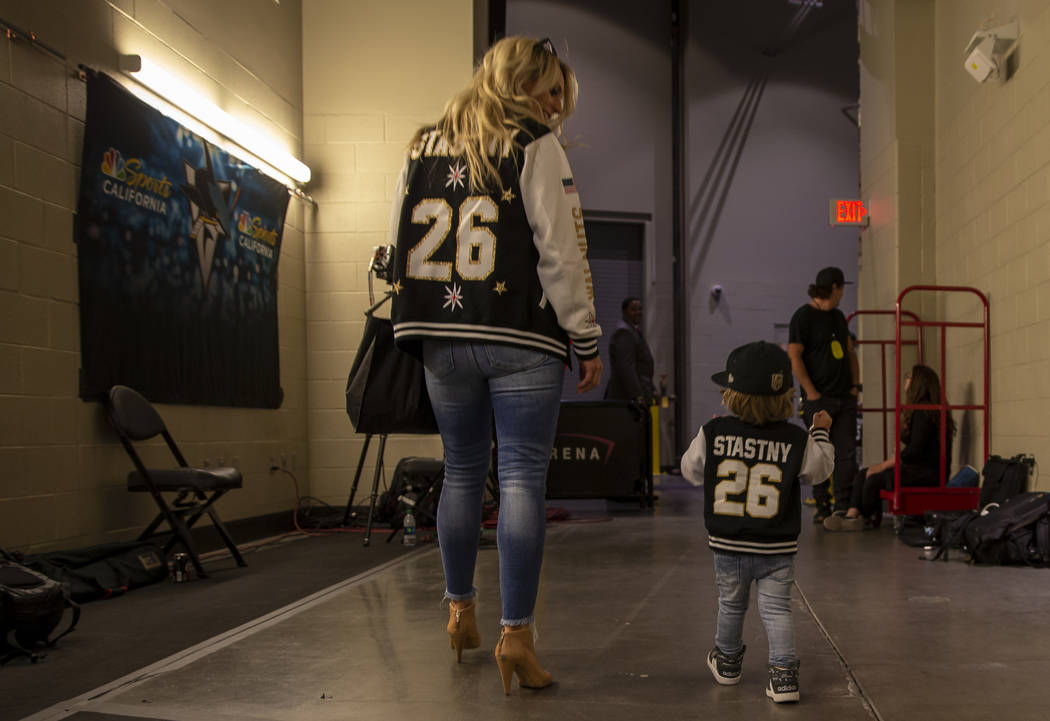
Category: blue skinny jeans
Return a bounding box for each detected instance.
[422,340,563,626]
[713,550,798,668]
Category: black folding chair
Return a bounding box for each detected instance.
[105,385,247,578]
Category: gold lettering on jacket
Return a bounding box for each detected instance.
[410,129,511,160]
[712,435,793,465]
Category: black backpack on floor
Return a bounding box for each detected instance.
[931,491,1050,566]
[979,454,1034,507]
[1,556,80,664]
[964,492,1050,565]
[376,457,444,526]
[21,541,168,603]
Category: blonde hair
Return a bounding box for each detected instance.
[722,389,794,426]
[409,36,578,192]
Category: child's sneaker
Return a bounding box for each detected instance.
[766,664,800,702]
[707,645,745,685]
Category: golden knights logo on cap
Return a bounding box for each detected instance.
[771,371,784,392]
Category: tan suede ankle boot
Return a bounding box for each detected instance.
[447,600,481,662]
[494,624,553,694]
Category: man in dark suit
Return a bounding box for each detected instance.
[604,297,655,405]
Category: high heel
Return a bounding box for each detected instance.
[447,600,481,662]
[494,624,553,694]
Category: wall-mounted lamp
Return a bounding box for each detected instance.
[963,19,1019,84]
[118,54,311,185]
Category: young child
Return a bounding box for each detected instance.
[681,341,833,703]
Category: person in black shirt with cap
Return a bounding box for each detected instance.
[787,267,861,524]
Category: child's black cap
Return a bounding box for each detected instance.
[711,341,794,396]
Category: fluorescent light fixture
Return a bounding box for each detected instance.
[119,54,311,184]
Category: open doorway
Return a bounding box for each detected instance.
[561,218,646,401]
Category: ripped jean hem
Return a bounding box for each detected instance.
[500,615,534,627]
[443,587,477,603]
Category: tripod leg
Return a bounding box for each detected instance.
[363,434,387,546]
[342,434,374,526]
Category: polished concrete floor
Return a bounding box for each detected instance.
[7,477,1050,721]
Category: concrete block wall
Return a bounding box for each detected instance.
[860,0,1050,483]
[0,0,309,552]
[300,0,469,506]
[857,0,899,463]
[858,0,940,468]
[933,2,1050,474]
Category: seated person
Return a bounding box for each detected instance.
[824,364,955,531]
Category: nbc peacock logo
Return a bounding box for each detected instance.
[101,147,127,181]
[237,210,252,234]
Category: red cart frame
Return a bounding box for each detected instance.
[846,309,923,461]
[882,285,989,515]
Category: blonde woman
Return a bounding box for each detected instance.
[389,36,603,694]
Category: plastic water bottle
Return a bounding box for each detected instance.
[403,509,417,546]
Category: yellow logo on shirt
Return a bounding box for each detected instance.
[831,340,844,359]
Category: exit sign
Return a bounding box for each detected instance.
[829,199,869,227]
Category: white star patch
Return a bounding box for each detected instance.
[446,161,467,191]
[443,283,464,311]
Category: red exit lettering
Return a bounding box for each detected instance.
[832,200,868,225]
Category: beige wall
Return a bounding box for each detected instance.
[859,0,1050,482]
[858,0,936,465]
[0,0,472,552]
[0,0,309,552]
[301,0,469,506]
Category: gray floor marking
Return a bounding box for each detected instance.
[69,699,275,721]
[18,549,437,721]
[794,579,882,721]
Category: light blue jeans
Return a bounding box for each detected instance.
[422,340,563,626]
[713,550,798,668]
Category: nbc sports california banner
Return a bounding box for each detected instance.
[76,72,289,408]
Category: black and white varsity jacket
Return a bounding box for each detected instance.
[389,120,601,364]
[681,416,834,554]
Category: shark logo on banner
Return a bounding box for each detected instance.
[179,141,241,290]
[76,72,289,408]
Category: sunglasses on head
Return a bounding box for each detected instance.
[535,37,557,57]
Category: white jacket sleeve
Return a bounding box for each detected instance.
[519,134,601,360]
[680,427,706,487]
[799,426,834,485]
[388,159,408,245]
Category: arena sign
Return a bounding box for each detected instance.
[546,402,650,500]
